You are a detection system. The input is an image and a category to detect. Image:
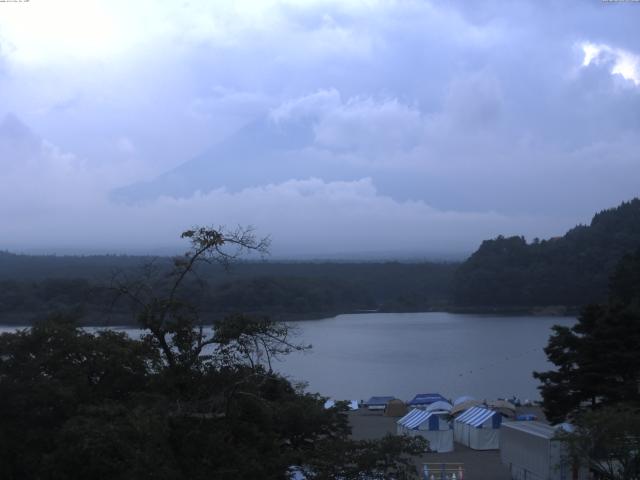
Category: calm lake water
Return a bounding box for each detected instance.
[0,312,574,402]
[278,312,574,402]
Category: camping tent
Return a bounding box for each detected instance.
[453,395,475,406]
[407,393,447,408]
[426,400,453,413]
[451,399,482,416]
[384,399,408,417]
[488,399,516,418]
[323,399,359,410]
[364,396,395,411]
[454,406,501,450]
[397,409,453,453]
[500,421,589,480]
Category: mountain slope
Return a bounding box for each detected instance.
[110,115,364,203]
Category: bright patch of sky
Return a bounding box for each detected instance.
[581,42,640,85]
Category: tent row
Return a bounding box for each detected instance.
[396,405,503,452]
[364,394,516,416]
[364,394,454,415]
[396,412,587,476]
[363,394,589,477]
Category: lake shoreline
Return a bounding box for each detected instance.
[0,305,580,327]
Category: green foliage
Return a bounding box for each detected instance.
[0,311,423,479]
[534,248,640,423]
[301,434,428,480]
[558,405,640,480]
[0,315,159,479]
[0,226,425,479]
[454,198,640,307]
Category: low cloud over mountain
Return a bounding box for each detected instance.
[0,1,638,256]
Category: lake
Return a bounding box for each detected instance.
[277,312,574,402]
[0,312,574,403]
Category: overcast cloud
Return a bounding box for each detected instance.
[0,0,639,257]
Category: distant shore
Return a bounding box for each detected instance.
[442,305,580,317]
[0,305,579,327]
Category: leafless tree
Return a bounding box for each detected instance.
[109,225,307,370]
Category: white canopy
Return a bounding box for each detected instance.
[323,399,335,409]
[451,399,482,416]
[454,407,501,450]
[324,399,359,410]
[397,409,453,453]
[426,400,453,413]
[456,406,499,427]
[453,395,476,406]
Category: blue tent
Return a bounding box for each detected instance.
[407,393,447,407]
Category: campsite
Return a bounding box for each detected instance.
[332,393,587,480]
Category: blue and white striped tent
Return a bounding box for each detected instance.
[397,409,438,430]
[457,406,502,428]
[454,406,501,450]
[397,409,453,453]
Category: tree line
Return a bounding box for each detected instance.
[533,247,640,479]
[1,197,640,323]
[0,258,456,324]
[0,227,427,479]
[453,198,640,308]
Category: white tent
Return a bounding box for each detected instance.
[453,395,475,406]
[324,399,359,410]
[426,400,453,413]
[488,399,517,418]
[451,399,482,416]
[323,399,335,409]
[500,421,589,480]
[454,406,501,450]
[397,409,454,453]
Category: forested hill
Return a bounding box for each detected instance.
[453,198,640,308]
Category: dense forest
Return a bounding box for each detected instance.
[1,198,640,324]
[0,254,456,324]
[453,198,640,309]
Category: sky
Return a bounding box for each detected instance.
[0,0,639,258]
